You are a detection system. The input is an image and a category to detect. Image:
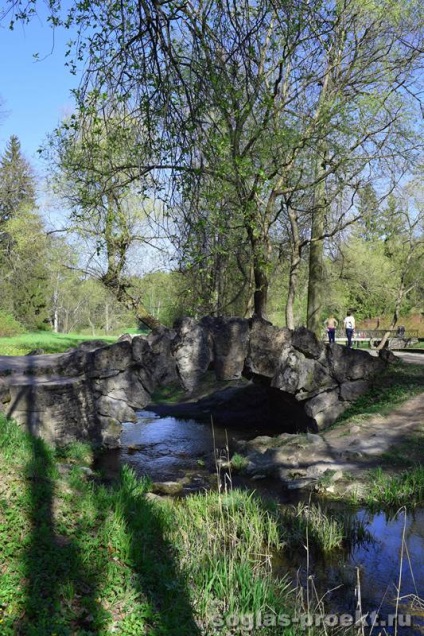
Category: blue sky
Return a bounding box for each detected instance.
[0,12,78,172]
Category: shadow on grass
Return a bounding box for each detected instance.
[7,359,200,634]
[114,468,202,635]
[17,435,106,635]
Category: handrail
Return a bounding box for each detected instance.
[322,329,419,339]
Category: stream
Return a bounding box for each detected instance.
[95,410,424,635]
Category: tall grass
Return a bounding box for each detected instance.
[366,466,424,507]
[168,489,290,622]
[279,502,369,554]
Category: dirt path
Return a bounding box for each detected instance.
[321,391,424,468]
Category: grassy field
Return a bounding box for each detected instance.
[0,331,142,356]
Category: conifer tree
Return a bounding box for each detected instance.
[0,135,36,224]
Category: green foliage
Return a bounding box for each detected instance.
[129,271,187,326]
[333,236,395,320]
[0,208,51,330]
[0,311,25,338]
[230,453,249,472]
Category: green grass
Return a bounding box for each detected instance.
[279,502,369,554]
[365,466,424,508]
[0,416,310,635]
[333,361,424,425]
[230,453,250,472]
[0,332,118,356]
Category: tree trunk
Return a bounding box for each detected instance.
[286,207,303,329]
[307,160,327,335]
[249,231,271,319]
[253,265,269,319]
[306,211,325,334]
[135,302,162,331]
[100,194,163,331]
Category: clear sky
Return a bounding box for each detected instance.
[0,11,78,172]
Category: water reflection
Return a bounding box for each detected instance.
[283,508,424,635]
[117,410,243,484]
[350,509,424,634]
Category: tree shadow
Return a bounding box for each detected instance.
[7,361,105,635]
[16,433,106,635]
[6,355,200,634]
[110,468,201,635]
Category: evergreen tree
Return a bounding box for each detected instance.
[0,135,36,223]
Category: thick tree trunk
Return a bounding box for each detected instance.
[135,302,162,331]
[306,212,325,335]
[286,207,303,330]
[307,159,327,335]
[102,271,162,331]
[251,235,271,319]
[286,257,301,330]
[100,195,163,331]
[253,266,269,319]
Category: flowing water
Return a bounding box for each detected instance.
[96,410,424,635]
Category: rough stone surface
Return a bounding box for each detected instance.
[240,393,424,492]
[0,316,389,447]
[245,317,291,378]
[133,329,178,393]
[171,317,213,391]
[207,316,250,380]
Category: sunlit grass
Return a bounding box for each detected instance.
[365,466,424,508]
[0,331,117,356]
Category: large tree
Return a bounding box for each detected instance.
[0,208,51,329]
[46,107,165,329]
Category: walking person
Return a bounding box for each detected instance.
[343,310,356,348]
[324,315,338,344]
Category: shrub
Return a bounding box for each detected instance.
[0,311,25,337]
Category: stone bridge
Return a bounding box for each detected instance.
[0,317,388,447]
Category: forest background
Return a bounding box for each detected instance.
[0,0,423,339]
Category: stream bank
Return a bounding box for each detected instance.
[94,399,424,635]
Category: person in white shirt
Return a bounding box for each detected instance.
[343,311,356,348]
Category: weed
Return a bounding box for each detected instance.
[230,452,250,472]
[366,466,424,507]
[280,501,369,554]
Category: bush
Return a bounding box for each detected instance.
[0,311,25,337]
